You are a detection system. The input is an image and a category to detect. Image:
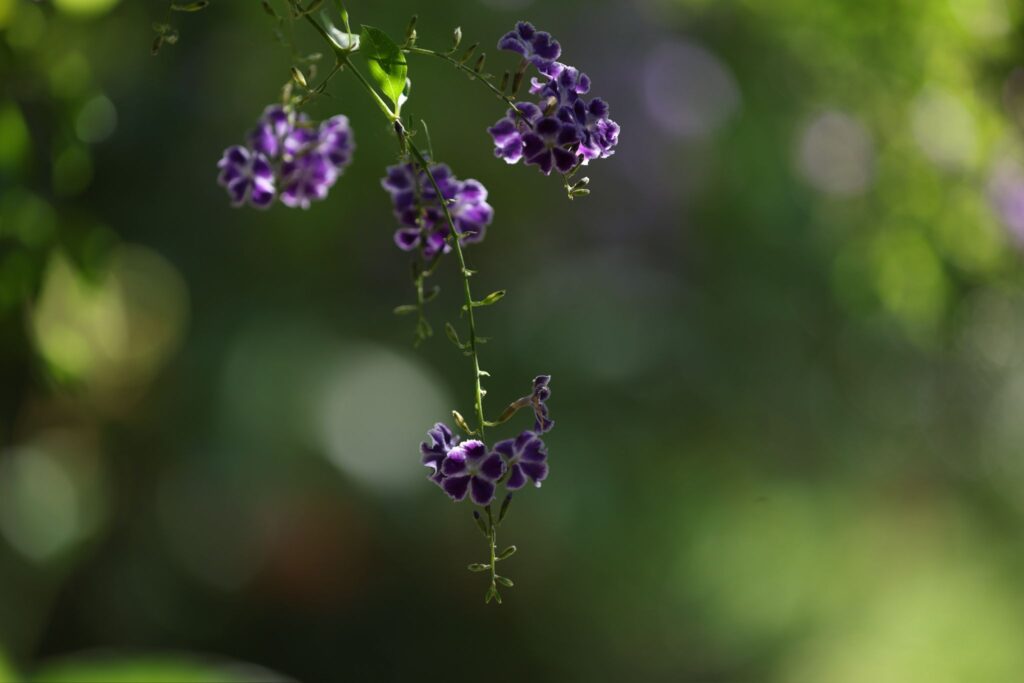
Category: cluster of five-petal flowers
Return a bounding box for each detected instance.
[421,426,549,505]
[488,22,620,175]
[380,162,494,258]
[217,105,355,209]
[420,375,553,506]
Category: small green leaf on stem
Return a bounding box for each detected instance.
[496,576,514,588]
[458,42,478,65]
[452,410,473,435]
[291,66,308,88]
[498,493,513,523]
[445,322,467,349]
[451,26,462,52]
[393,304,417,315]
[472,510,488,537]
[462,290,506,311]
[419,119,435,160]
[497,545,516,560]
[360,25,408,109]
[467,563,489,572]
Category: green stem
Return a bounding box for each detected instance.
[293,7,511,603]
[297,18,485,436]
[297,12,397,121]
[408,140,487,438]
[486,504,498,599]
[341,53,398,121]
[405,46,520,111]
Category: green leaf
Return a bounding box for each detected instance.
[359,25,408,109]
[321,11,359,51]
[496,575,514,587]
[445,321,466,349]
[467,563,489,572]
[497,545,516,560]
[462,290,506,311]
[393,304,417,315]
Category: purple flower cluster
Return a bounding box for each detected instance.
[381,162,494,258]
[419,376,553,505]
[488,22,620,176]
[217,105,354,209]
[420,425,549,505]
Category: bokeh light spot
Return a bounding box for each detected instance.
[796,110,874,197]
[911,87,978,170]
[49,52,92,100]
[315,345,451,493]
[53,0,121,19]
[75,95,117,143]
[5,2,45,51]
[0,0,14,30]
[643,40,740,139]
[0,431,107,563]
[30,246,188,402]
[0,102,30,173]
[947,0,1010,38]
[871,228,948,331]
[988,157,1024,247]
[53,145,93,197]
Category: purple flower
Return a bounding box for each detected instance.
[530,62,591,108]
[421,422,458,485]
[489,23,619,177]
[450,179,493,244]
[497,21,561,68]
[279,152,338,209]
[560,98,620,163]
[219,105,355,209]
[317,115,355,168]
[441,440,505,505]
[529,375,554,433]
[522,117,580,175]
[493,431,548,489]
[381,162,494,257]
[217,145,275,209]
[248,105,294,159]
[488,102,542,164]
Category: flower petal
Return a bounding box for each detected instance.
[470,476,496,506]
[442,475,470,501]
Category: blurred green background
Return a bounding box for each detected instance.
[4,0,1024,680]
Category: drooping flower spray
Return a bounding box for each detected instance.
[183,1,619,604]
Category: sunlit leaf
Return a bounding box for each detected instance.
[359,25,407,109]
